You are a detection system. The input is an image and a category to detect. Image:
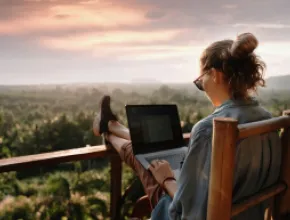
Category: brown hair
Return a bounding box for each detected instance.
[200,33,266,99]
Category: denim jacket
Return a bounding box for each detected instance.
[151,98,282,220]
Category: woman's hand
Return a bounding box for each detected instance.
[149,160,175,186]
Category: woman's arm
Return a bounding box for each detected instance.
[164,179,177,198]
[149,160,177,198]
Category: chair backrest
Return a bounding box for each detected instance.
[206,110,290,220]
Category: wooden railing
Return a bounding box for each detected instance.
[3,111,290,219]
[0,133,191,220]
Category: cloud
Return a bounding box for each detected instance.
[145,10,167,20]
[222,4,238,9]
[233,23,290,29]
[2,0,290,84]
[257,42,290,56]
[0,3,149,35]
[54,14,71,20]
[91,44,204,61]
[39,29,186,50]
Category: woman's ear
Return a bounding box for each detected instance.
[211,68,223,84]
[211,68,218,83]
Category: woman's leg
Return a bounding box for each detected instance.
[108,121,131,140]
[106,132,164,208]
[93,95,163,207]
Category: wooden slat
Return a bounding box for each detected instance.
[276,110,290,217]
[0,145,114,173]
[207,117,238,220]
[238,116,290,139]
[110,156,122,220]
[0,133,191,173]
[232,183,287,217]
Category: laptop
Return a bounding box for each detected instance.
[125,104,188,180]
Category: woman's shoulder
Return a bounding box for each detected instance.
[191,115,214,138]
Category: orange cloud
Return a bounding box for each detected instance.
[87,44,201,59]
[38,28,205,62]
[39,29,185,50]
[0,1,203,63]
[0,3,148,34]
[116,49,197,61]
[233,23,290,29]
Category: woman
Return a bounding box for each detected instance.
[93,33,281,219]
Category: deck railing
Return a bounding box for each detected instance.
[0,133,191,220]
[3,111,290,220]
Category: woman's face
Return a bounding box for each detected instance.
[194,62,216,97]
[194,60,226,106]
[200,69,216,102]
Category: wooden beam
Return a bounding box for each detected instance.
[0,133,191,173]
[276,110,290,218]
[232,183,286,217]
[110,155,122,220]
[238,116,290,139]
[0,145,114,173]
[0,132,190,218]
[207,117,238,220]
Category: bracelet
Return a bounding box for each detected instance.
[161,177,176,190]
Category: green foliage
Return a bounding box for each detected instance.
[86,196,108,219]
[37,198,68,220]
[45,176,71,199]
[0,173,19,200]
[72,172,109,195]
[0,196,34,220]
[0,170,110,219]
[0,84,289,219]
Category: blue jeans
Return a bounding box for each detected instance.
[151,194,172,220]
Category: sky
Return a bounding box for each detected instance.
[1,0,290,85]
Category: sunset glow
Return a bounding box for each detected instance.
[1,0,290,84]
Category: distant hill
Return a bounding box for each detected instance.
[130,78,161,84]
[266,75,290,90]
[0,75,289,92]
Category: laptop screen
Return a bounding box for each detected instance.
[140,115,174,143]
[126,105,185,155]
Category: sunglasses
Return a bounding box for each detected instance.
[193,70,209,91]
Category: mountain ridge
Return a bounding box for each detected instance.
[265,74,290,90]
[0,74,289,90]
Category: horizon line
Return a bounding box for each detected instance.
[0,74,288,87]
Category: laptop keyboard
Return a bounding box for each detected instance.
[146,153,185,170]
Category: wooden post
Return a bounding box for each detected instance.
[207,117,238,220]
[110,155,122,220]
[276,110,290,219]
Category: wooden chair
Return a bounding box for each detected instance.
[207,110,290,220]
[131,110,290,219]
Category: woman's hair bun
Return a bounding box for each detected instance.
[230,33,258,58]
